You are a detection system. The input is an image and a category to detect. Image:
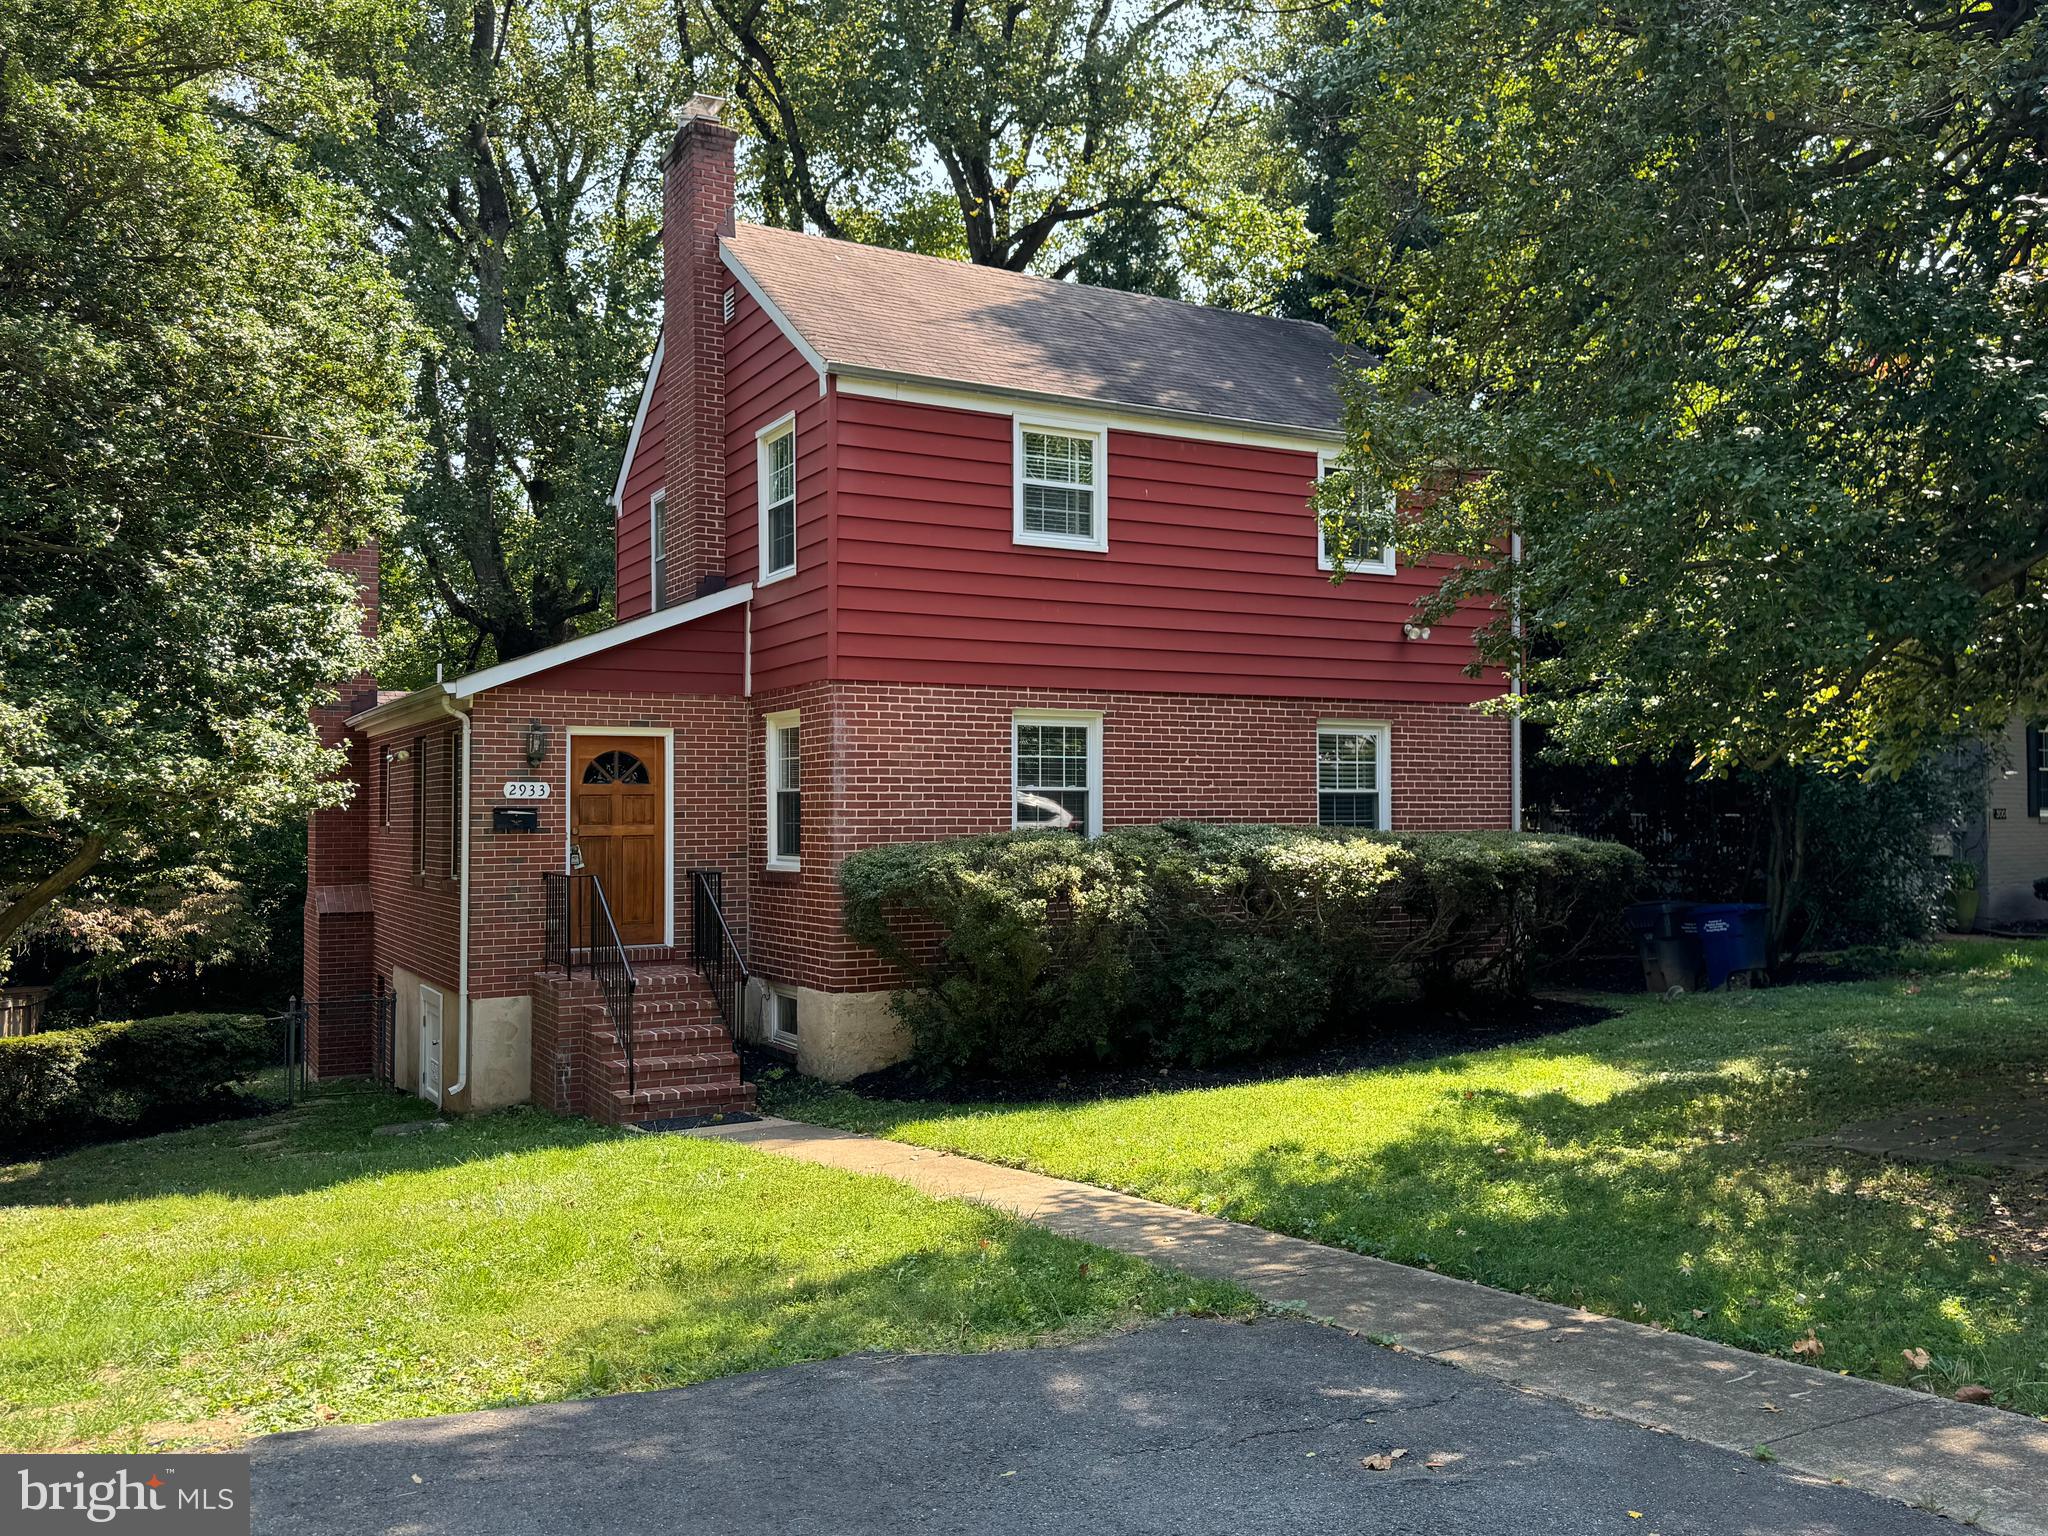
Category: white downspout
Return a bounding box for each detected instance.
[432,688,472,1104]
[1510,532,1525,831]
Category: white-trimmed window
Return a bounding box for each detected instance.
[1014,419,1109,551]
[764,984,799,1047]
[446,733,462,880]
[765,710,800,869]
[648,489,669,610]
[1315,453,1397,575]
[1013,711,1103,835]
[1317,722,1390,829]
[758,415,797,581]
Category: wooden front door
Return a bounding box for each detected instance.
[570,735,665,946]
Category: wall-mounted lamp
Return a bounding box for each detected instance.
[523,720,550,771]
[1402,622,1433,642]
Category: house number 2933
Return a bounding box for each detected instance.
[501,781,551,800]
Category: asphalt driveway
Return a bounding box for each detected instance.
[251,1317,1960,1535]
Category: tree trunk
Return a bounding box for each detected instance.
[1764,776,1808,968]
[0,835,106,952]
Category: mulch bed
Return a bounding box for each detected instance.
[796,994,1618,1107]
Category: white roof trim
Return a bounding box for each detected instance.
[835,371,1342,455]
[610,332,665,517]
[448,582,753,699]
[719,241,829,387]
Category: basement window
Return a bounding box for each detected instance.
[764,984,798,1047]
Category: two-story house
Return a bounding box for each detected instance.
[300,96,1515,1125]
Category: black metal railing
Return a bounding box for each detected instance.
[541,871,640,1092]
[690,868,749,1040]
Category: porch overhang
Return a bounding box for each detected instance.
[346,583,753,734]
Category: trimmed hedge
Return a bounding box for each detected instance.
[0,1012,271,1154]
[841,824,1644,1076]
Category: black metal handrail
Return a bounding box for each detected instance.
[541,870,640,1092]
[690,868,749,1041]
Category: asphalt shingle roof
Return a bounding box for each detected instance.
[723,223,1356,437]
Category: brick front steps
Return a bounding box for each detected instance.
[531,963,755,1126]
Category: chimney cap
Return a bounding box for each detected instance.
[681,93,726,124]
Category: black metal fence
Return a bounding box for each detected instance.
[267,991,397,1104]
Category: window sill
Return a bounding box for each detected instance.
[1012,533,1108,555]
[1317,554,1398,577]
[757,566,797,588]
[763,860,801,877]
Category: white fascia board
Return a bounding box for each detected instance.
[346,684,461,735]
[718,242,829,391]
[611,332,665,517]
[445,582,754,700]
[832,369,1345,456]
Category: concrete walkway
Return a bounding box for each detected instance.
[695,1116,2048,1535]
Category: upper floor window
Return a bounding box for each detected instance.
[759,415,797,582]
[1317,722,1389,829]
[447,734,463,879]
[411,735,427,876]
[1013,711,1102,835]
[1014,420,1108,552]
[648,489,669,611]
[1316,453,1397,576]
[766,711,800,869]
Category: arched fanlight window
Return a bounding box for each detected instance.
[582,750,650,785]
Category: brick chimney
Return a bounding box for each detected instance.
[660,94,738,603]
[303,540,380,1078]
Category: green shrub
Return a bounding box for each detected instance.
[0,1012,270,1153]
[841,824,1643,1077]
[0,1031,95,1147]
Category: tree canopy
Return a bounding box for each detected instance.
[0,0,418,953]
[1316,0,2048,781]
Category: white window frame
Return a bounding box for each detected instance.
[648,488,669,611]
[764,983,799,1048]
[757,412,798,584]
[764,709,801,871]
[1316,720,1392,830]
[1013,416,1110,553]
[1315,452,1397,576]
[1011,709,1104,837]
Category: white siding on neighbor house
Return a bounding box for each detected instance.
[1983,716,2048,922]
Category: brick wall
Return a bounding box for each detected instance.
[661,102,738,601]
[302,541,380,1077]
[738,680,1511,998]
[365,725,463,999]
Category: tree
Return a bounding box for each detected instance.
[290,0,693,672]
[678,0,1309,304]
[1315,0,2048,950]
[0,0,418,952]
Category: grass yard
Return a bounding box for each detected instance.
[773,943,2048,1415]
[0,1087,1249,1451]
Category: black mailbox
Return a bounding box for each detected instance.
[492,806,540,834]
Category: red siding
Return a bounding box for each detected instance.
[722,285,829,692]
[615,344,669,621]
[830,393,1501,703]
[540,605,745,696]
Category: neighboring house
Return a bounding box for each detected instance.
[1965,718,2048,927]
[301,96,1514,1125]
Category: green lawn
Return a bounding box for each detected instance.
[772,943,2048,1414]
[0,1087,1248,1451]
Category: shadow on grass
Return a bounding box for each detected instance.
[0,1083,619,1209]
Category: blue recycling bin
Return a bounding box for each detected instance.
[1688,903,1768,989]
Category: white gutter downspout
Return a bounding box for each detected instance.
[430,687,472,1104]
[1510,531,1525,831]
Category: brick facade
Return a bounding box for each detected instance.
[739,681,1510,999]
